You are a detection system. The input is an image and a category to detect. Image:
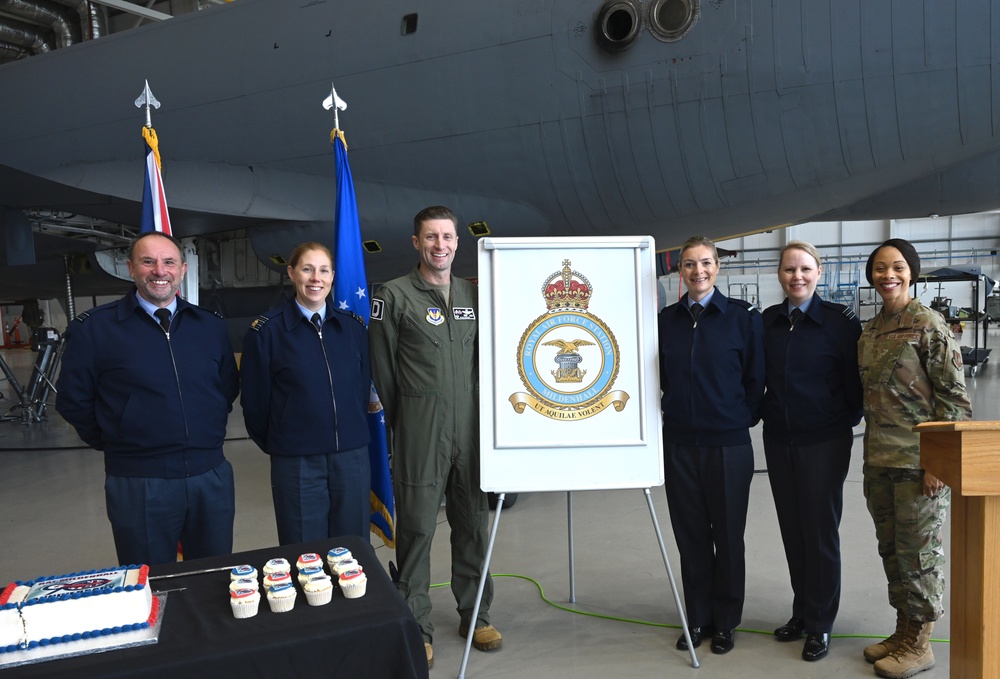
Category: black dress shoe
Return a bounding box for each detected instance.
[774,616,806,641]
[676,625,714,651]
[710,629,735,654]
[802,633,830,661]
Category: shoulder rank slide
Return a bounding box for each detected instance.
[250,314,270,332]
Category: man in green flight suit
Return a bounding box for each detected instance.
[369,205,501,669]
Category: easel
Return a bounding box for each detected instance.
[470,236,688,676]
[456,489,697,678]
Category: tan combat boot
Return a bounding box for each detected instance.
[873,620,935,679]
[864,611,909,663]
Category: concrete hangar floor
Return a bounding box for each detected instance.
[2,343,998,678]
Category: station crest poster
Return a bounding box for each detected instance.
[477,237,663,493]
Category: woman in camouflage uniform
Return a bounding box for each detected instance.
[858,238,972,679]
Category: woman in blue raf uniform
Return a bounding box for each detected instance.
[240,242,372,544]
[658,236,765,655]
[761,241,862,662]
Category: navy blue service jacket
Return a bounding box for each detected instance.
[239,297,371,457]
[658,288,765,446]
[761,294,863,445]
[56,291,240,478]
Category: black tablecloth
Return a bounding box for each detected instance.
[4,536,428,679]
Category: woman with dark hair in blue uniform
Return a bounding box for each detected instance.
[240,242,372,544]
[658,236,765,655]
[761,240,862,662]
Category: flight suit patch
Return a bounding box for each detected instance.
[426,308,444,326]
[453,307,476,320]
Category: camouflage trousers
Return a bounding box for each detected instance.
[862,464,950,622]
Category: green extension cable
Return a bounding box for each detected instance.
[431,574,951,644]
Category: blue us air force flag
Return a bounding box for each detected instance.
[331,128,396,548]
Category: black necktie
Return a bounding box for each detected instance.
[690,303,703,322]
[311,312,322,332]
[789,307,802,332]
[154,308,171,333]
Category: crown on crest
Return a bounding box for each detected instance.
[542,260,593,311]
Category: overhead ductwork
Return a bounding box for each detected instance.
[0,0,79,48]
[0,39,30,60]
[51,0,105,40]
[0,16,55,54]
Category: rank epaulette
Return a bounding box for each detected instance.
[73,311,92,323]
[250,315,270,333]
[822,299,858,321]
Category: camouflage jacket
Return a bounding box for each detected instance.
[858,298,971,468]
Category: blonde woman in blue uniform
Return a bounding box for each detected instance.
[761,240,862,662]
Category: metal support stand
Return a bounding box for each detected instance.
[458,492,506,679]
[643,488,698,668]
[567,491,576,603]
[457,489,699,677]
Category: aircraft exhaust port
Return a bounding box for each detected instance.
[647,0,699,42]
[595,0,642,52]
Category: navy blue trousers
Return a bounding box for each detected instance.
[269,445,370,545]
[105,460,235,565]
[664,441,754,631]
[764,434,852,634]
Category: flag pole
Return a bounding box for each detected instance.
[134,80,189,300]
[325,84,396,549]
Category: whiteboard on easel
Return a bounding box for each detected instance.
[478,236,663,493]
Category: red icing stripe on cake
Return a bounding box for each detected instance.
[137,565,149,587]
[0,582,15,606]
[147,592,161,625]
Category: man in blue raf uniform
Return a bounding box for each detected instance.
[56,231,240,566]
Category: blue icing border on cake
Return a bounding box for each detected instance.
[0,620,153,655]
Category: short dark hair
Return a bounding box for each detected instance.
[128,231,186,263]
[413,205,457,237]
[865,238,921,285]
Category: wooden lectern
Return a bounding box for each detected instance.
[916,420,1000,679]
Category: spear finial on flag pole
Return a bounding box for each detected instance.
[134,79,161,129]
[322,82,347,132]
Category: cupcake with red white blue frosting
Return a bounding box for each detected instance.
[326,547,352,568]
[262,558,290,576]
[339,568,367,599]
[230,588,261,618]
[266,582,297,612]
